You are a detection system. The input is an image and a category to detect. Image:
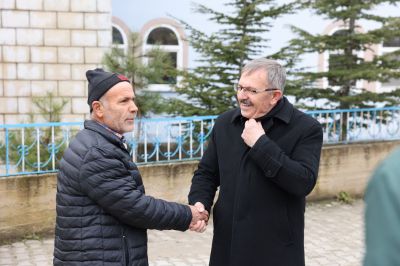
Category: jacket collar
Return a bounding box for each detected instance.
[231,96,293,125]
[95,121,125,140]
[84,120,127,149]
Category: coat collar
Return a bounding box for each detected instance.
[84,120,127,150]
[231,96,293,125]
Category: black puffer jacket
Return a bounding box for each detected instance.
[54,120,192,266]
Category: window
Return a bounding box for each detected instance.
[147,27,178,45]
[380,35,400,91]
[145,26,180,86]
[380,53,400,92]
[111,18,129,54]
[162,52,177,84]
[141,18,188,92]
[112,26,124,45]
[383,36,400,48]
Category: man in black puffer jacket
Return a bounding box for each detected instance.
[53,69,208,266]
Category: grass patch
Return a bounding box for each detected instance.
[336,191,354,204]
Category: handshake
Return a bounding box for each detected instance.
[188,202,209,233]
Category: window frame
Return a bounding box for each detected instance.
[143,24,183,92]
[111,23,129,54]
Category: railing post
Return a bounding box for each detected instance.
[5,128,9,176]
[21,128,25,173]
[131,128,136,162]
[155,123,159,162]
[51,126,55,171]
[345,111,349,142]
[340,112,344,142]
[190,121,193,159]
[36,128,40,172]
[178,122,182,160]
[66,128,70,147]
[167,124,171,161]
[367,111,372,139]
[200,120,204,157]
[144,123,148,163]
[332,113,336,142]
[361,111,365,138]
[325,113,329,141]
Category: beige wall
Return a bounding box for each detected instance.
[1,140,399,243]
[0,0,112,124]
[308,141,400,199]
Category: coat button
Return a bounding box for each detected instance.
[266,170,272,176]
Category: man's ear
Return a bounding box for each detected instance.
[91,101,103,117]
[271,90,283,104]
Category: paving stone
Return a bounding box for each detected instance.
[0,258,14,266]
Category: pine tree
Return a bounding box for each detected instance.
[281,0,400,110]
[102,32,174,117]
[166,0,293,116]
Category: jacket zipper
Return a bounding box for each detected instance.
[122,234,130,266]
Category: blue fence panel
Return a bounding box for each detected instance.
[1,107,400,177]
[0,122,83,176]
[308,107,400,143]
[127,115,217,164]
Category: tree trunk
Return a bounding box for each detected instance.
[339,16,357,141]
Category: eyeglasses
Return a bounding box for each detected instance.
[236,84,279,95]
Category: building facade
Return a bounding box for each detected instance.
[318,21,400,93]
[0,0,190,124]
[112,16,188,97]
[0,0,113,124]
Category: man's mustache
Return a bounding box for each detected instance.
[239,99,252,105]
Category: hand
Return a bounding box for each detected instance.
[189,202,209,233]
[241,119,265,147]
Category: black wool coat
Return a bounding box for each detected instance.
[189,97,323,266]
[54,120,192,266]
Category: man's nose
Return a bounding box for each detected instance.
[130,101,138,113]
[237,90,248,99]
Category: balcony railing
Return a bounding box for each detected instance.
[1,107,399,177]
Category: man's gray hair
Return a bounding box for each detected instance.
[241,58,286,93]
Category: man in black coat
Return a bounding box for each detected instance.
[189,58,323,266]
[53,69,208,266]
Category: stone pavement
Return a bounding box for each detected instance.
[0,200,364,266]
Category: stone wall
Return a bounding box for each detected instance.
[1,140,399,243]
[0,0,112,124]
[308,141,400,199]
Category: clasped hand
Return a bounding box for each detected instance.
[241,119,265,147]
[189,202,209,233]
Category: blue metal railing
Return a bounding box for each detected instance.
[126,115,216,164]
[1,107,400,177]
[307,107,400,143]
[0,122,83,177]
